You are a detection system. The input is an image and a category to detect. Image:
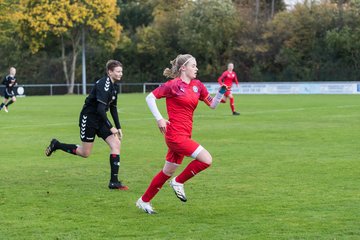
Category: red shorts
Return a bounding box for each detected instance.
[165,136,203,164]
[224,89,232,97]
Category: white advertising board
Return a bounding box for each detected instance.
[204,82,360,94]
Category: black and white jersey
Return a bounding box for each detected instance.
[3,75,16,91]
[82,76,118,112]
[80,76,120,129]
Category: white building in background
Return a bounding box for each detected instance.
[285,0,304,9]
[285,0,326,10]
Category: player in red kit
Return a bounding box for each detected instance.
[218,62,240,115]
[136,54,228,214]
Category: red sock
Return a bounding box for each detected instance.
[230,98,235,112]
[221,99,226,103]
[142,170,171,202]
[176,160,210,184]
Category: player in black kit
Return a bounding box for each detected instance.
[0,67,17,113]
[45,60,128,190]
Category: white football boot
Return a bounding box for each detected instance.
[170,178,187,202]
[136,198,156,214]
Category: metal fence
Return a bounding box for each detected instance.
[2,82,359,96]
[0,83,163,96]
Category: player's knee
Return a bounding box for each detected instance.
[205,155,213,165]
[114,138,121,149]
[82,150,91,158]
[79,147,92,158]
[203,151,212,165]
[197,150,212,165]
[109,139,121,153]
[163,168,175,176]
[12,97,16,102]
[163,162,178,176]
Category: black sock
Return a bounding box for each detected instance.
[5,100,13,107]
[57,142,78,155]
[110,154,120,182]
[0,103,4,108]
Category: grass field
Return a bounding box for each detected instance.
[0,94,359,240]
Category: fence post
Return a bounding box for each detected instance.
[50,84,53,96]
[143,83,146,94]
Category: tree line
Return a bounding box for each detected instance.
[0,0,359,93]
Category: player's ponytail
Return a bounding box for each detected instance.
[163,54,195,78]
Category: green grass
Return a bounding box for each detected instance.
[0,94,359,239]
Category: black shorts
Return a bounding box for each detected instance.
[79,113,112,142]
[4,89,15,98]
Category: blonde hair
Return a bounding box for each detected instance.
[9,67,16,76]
[163,54,195,78]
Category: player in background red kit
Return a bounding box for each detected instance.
[136,54,227,214]
[217,62,240,115]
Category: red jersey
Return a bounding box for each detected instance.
[152,78,210,140]
[218,70,239,88]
